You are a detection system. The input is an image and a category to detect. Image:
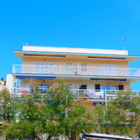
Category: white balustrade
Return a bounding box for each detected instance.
[12,64,140,77]
[11,88,140,100]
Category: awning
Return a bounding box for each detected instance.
[90,78,127,81]
[16,76,56,80]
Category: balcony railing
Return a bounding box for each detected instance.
[12,64,140,78]
[10,88,140,100]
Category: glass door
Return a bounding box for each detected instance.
[101,85,118,94]
[36,62,54,74]
[36,62,44,73]
[99,64,118,76]
[79,84,87,98]
[44,63,54,74]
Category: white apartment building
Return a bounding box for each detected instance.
[6,46,140,106]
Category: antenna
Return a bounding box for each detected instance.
[120,38,125,50]
[22,42,28,46]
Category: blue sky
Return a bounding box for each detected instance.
[1,0,140,89]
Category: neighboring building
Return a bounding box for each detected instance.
[0,79,6,91]
[6,45,140,104]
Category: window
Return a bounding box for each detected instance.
[68,84,72,89]
[67,63,73,71]
[39,84,51,94]
[79,84,87,97]
[95,84,100,92]
[79,84,87,89]
[81,64,87,71]
[36,62,54,74]
[118,85,124,90]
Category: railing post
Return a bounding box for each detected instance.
[59,66,61,75]
[105,89,107,110]
[77,63,80,75]
[12,65,15,73]
[78,89,79,99]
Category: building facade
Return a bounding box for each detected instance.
[0,79,6,91]
[6,46,140,104]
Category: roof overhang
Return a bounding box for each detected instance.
[14,51,139,62]
[12,74,140,82]
[16,76,56,80]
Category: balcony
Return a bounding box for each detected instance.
[12,64,140,78]
[10,88,140,100]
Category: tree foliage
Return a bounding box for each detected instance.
[1,84,139,139]
[92,90,140,138]
[1,81,94,140]
[0,88,18,122]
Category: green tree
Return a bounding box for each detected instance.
[0,88,18,122]
[44,82,95,139]
[93,90,140,138]
[3,81,94,140]
[0,88,19,139]
[114,90,140,138]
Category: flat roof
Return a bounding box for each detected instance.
[14,46,140,62]
[22,46,128,55]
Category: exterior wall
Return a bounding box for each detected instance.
[21,57,129,76]
[20,78,130,90]
[6,74,17,92]
[0,80,6,91]
[22,57,128,68]
[17,78,130,103]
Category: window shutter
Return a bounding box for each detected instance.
[119,85,124,90]
[95,84,100,92]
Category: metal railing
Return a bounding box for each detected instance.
[10,88,140,100]
[12,64,140,77]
